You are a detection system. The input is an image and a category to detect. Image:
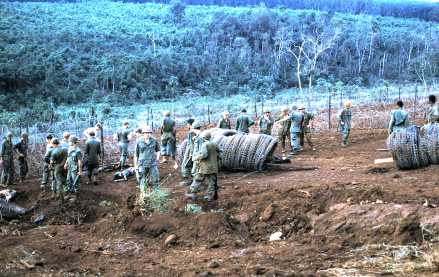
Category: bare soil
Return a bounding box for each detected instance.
[1,128,439,276]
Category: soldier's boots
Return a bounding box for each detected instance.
[185,192,197,201]
[177,179,191,187]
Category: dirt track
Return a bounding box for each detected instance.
[1,128,439,276]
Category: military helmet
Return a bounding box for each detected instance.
[187,118,195,125]
[201,131,212,140]
[223,111,230,116]
[298,104,306,111]
[69,135,79,144]
[193,121,202,129]
[142,126,153,133]
[123,120,129,126]
[52,138,60,145]
[344,100,352,108]
[6,132,13,138]
[63,132,71,139]
[163,110,171,116]
[21,133,28,139]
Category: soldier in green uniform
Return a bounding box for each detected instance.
[41,134,54,190]
[300,107,316,151]
[50,138,68,203]
[85,130,102,185]
[65,136,83,193]
[134,126,160,192]
[114,121,132,169]
[258,110,274,135]
[217,111,232,129]
[14,133,29,183]
[337,100,353,147]
[186,131,220,202]
[236,109,254,134]
[179,120,202,186]
[275,107,291,154]
[426,95,439,124]
[388,100,409,135]
[0,132,14,187]
[289,106,304,154]
[160,111,178,168]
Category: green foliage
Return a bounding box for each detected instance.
[0,2,437,111]
[184,203,202,214]
[138,188,171,213]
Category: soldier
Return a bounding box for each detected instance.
[289,105,304,154]
[337,100,353,147]
[275,107,291,154]
[258,110,274,135]
[426,95,439,124]
[236,109,254,134]
[179,120,202,186]
[41,134,54,190]
[65,136,83,193]
[186,131,220,202]
[0,132,14,187]
[134,126,160,192]
[217,111,232,129]
[61,132,71,150]
[85,130,102,185]
[300,107,316,151]
[114,121,132,169]
[160,111,178,169]
[14,133,29,183]
[388,100,409,135]
[50,138,68,202]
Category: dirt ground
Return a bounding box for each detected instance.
[1,128,439,277]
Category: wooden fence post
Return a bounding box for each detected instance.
[328,93,332,130]
[414,85,418,120]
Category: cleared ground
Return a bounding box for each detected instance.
[1,128,439,276]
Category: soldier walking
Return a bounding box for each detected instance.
[426,95,439,124]
[337,101,353,147]
[300,107,316,151]
[85,130,102,185]
[289,105,304,154]
[134,126,160,192]
[14,133,29,183]
[114,121,132,169]
[160,111,178,169]
[186,131,220,202]
[236,109,254,134]
[0,132,14,187]
[275,107,291,154]
[65,136,83,193]
[388,100,409,135]
[217,111,232,129]
[41,134,54,191]
[179,120,202,187]
[258,110,274,135]
[50,138,68,203]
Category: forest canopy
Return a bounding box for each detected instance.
[0,1,438,111]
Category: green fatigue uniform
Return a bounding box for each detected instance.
[181,130,196,179]
[276,114,291,152]
[41,144,54,189]
[61,139,69,151]
[160,116,176,158]
[50,147,68,201]
[66,146,82,193]
[85,137,101,182]
[235,115,254,134]
[259,116,274,135]
[14,139,28,181]
[426,104,439,124]
[217,118,231,129]
[135,137,160,191]
[300,112,314,148]
[117,128,131,168]
[190,139,220,201]
[0,139,14,186]
[289,111,304,152]
[191,135,205,177]
[388,108,409,135]
[338,108,352,145]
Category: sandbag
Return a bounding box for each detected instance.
[387,126,429,170]
[0,199,26,219]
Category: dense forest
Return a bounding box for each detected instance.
[0,1,438,112]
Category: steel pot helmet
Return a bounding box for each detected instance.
[69,135,79,144]
[192,121,203,130]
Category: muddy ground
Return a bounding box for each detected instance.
[1,128,439,277]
